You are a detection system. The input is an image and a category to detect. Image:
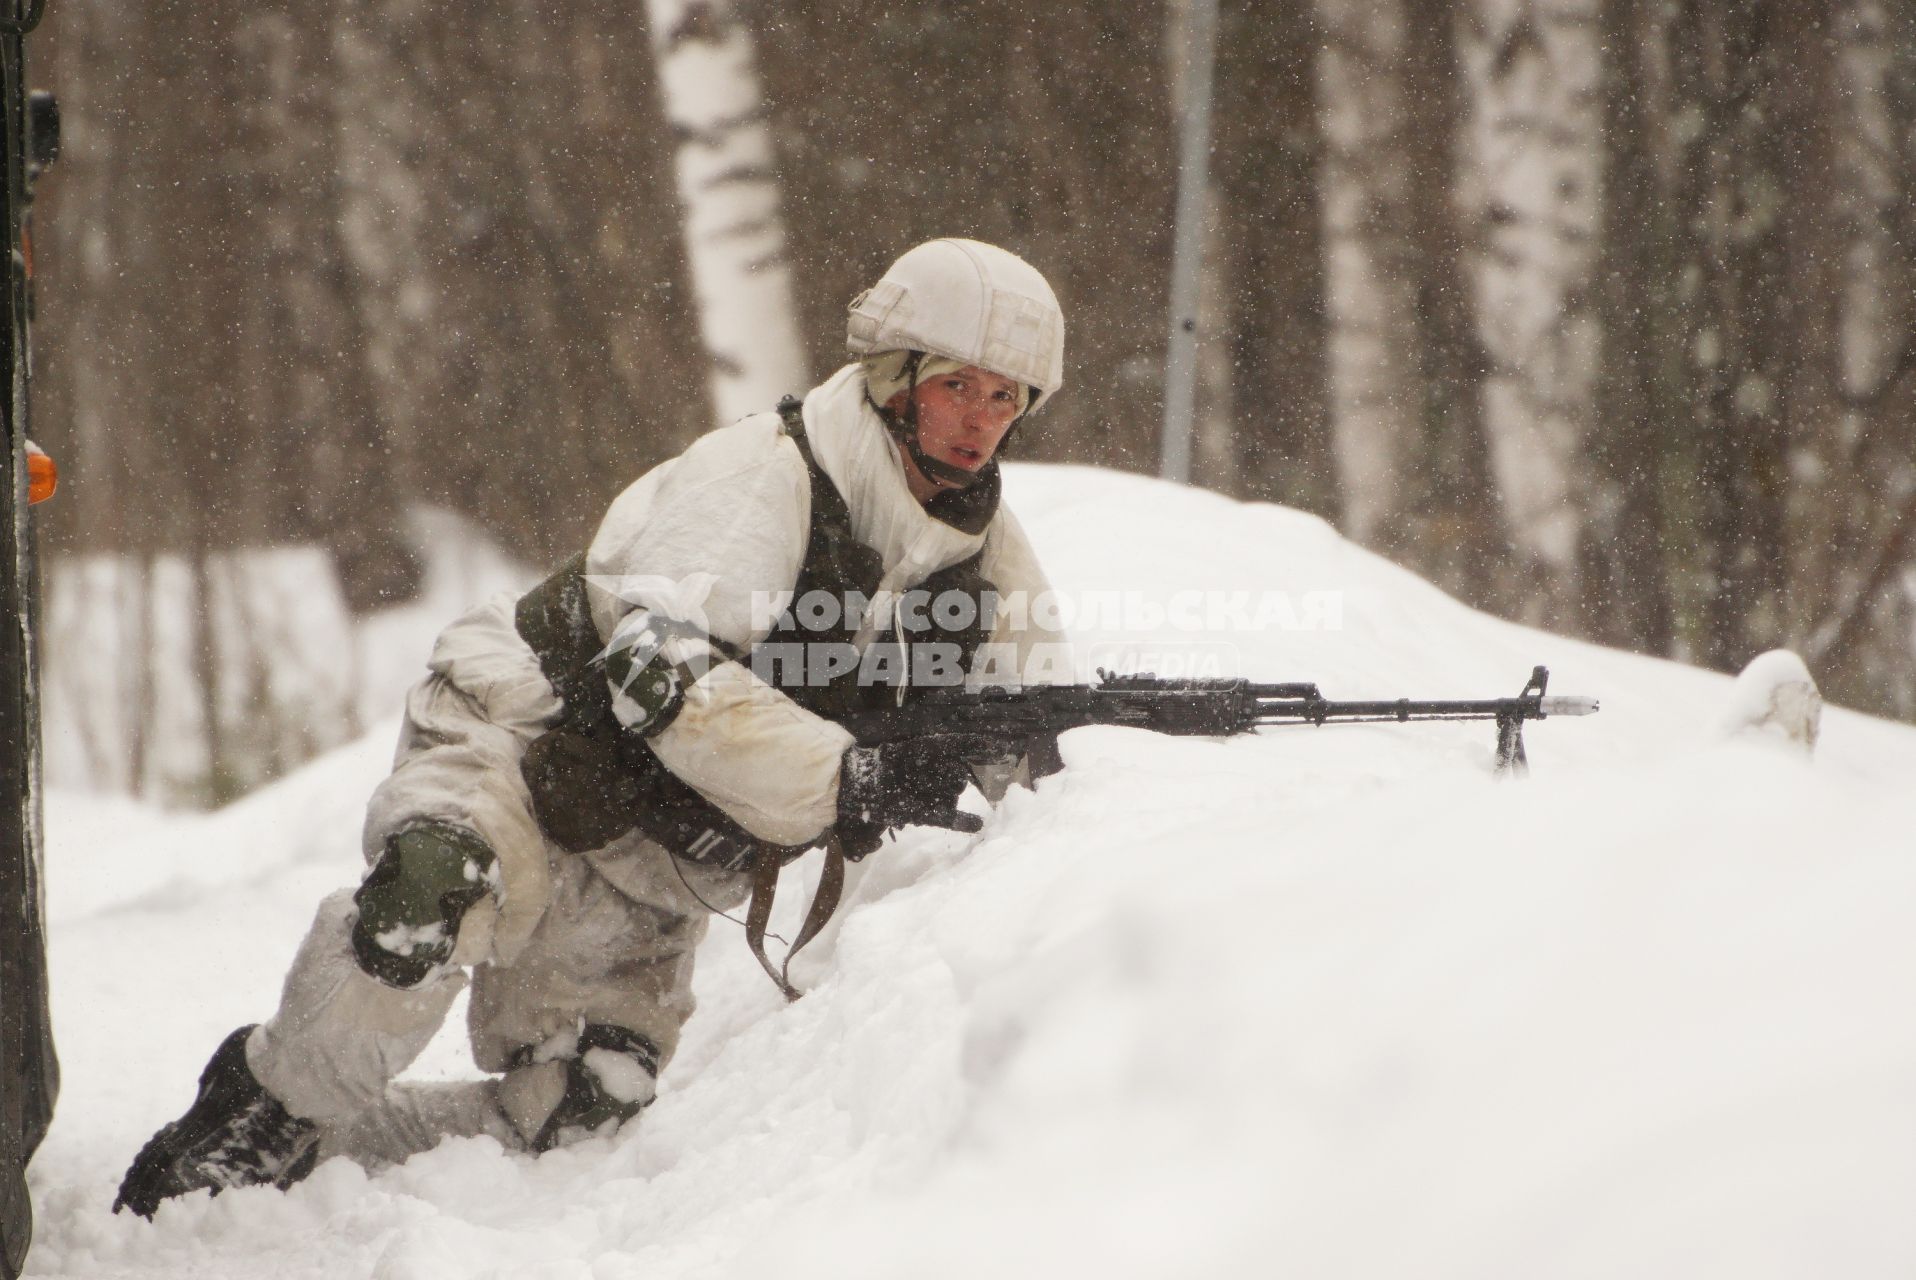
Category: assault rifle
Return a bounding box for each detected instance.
[838,665,1599,777]
[753,666,1596,1002]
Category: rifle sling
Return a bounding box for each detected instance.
[747,835,848,1003]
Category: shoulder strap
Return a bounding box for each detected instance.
[777,394,857,536]
[731,396,859,1001]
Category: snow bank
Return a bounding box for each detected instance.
[25,466,1916,1279]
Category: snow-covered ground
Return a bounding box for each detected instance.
[24,465,1916,1279]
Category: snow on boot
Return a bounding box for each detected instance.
[113,1025,320,1219]
[497,1023,661,1153]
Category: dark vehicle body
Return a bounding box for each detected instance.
[1,1,55,1274]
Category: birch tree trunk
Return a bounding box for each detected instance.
[1400,0,1510,610]
[1314,0,1423,550]
[645,0,808,423]
[1461,0,1603,624]
[1317,0,1508,602]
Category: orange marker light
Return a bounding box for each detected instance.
[26,440,56,504]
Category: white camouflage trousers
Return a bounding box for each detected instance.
[244,602,751,1166]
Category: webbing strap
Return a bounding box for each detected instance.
[746,834,849,1003]
[778,395,861,535]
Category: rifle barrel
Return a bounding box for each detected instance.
[1539,695,1600,716]
[1252,692,1597,723]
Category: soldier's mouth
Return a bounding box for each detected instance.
[949,445,984,467]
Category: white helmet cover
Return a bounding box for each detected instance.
[846,238,1065,412]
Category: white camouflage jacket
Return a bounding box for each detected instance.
[582,362,1065,845]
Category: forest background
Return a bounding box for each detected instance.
[26,0,1916,803]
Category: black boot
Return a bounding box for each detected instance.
[114,1026,320,1219]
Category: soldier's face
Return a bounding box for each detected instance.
[888,365,1024,479]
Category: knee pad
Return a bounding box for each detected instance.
[511,1024,661,1153]
[350,823,500,988]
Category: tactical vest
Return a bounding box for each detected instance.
[515,398,998,872]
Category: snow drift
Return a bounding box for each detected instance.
[25,465,1916,1279]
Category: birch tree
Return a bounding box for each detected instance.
[1400,0,1510,610]
[1460,0,1604,625]
[644,0,808,423]
[1315,0,1424,550]
[1315,0,1508,604]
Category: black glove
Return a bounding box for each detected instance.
[835,737,990,853]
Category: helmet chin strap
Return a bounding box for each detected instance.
[904,436,984,490]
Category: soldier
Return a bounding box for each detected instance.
[116,238,1071,1217]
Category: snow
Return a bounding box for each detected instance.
[24,465,1916,1279]
[1719,648,1823,753]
